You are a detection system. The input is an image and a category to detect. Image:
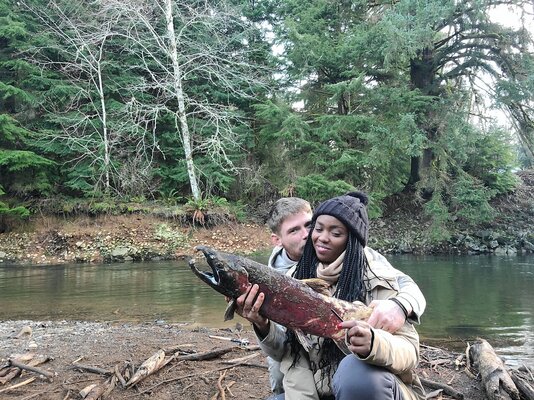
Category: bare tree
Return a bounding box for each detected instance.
[21,0,160,195]
[101,0,269,200]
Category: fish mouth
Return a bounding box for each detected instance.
[189,245,225,287]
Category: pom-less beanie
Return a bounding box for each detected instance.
[312,191,369,246]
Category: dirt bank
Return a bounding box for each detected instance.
[0,216,273,265]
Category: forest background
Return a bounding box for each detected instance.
[1,0,534,253]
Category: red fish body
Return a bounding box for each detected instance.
[190,246,372,346]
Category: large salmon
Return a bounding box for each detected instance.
[189,245,372,351]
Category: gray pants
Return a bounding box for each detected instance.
[267,355,403,400]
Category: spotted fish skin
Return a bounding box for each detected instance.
[189,246,372,345]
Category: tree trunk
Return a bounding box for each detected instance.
[164,0,201,201]
[406,48,438,194]
[96,39,111,192]
[406,148,434,198]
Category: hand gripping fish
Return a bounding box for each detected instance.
[189,246,372,352]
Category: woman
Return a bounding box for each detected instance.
[237,192,426,400]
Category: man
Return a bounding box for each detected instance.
[264,196,427,397]
[267,197,313,274]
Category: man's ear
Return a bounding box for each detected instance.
[271,233,281,246]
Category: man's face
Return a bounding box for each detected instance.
[271,211,312,261]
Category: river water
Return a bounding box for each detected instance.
[0,254,532,368]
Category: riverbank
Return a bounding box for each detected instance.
[0,320,502,400]
[1,172,533,264]
[1,171,534,265]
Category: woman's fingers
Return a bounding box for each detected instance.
[339,320,373,357]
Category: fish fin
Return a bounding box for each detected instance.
[302,278,331,296]
[224,299,237,321]
[294,329,313,352]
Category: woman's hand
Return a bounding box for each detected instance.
[235,284,269,336]
[338,320,373,358]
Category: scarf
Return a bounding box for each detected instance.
[316,251,345,288]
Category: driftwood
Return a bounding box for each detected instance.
[126,349,166,387]
[71,363,112,376]
[0,354,53,385]
[420,377,464,399]
[468,339,520,400]
[0,367,21,385]
[114,364,127,387]
[175,347,234,362]
[0,377,36,395]
[137,350,260,396]
[0,353,34,384]
[7,359,54,381]
[511,370,534,400]
[79,374,118,400]
[79,383,106,400]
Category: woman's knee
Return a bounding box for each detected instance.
[333,355,400,400]
[266,395,285,400]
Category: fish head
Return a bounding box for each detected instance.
[190,246,250,298]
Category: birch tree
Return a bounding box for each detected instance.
[101,0,269,201]
[21,0,161,196]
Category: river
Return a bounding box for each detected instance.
[0,254,532,368]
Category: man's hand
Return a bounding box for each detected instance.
[367,299,410,333]
[338,320,373,358]
[235,284,269,336]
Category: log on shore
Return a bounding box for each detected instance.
[468,339,520,400]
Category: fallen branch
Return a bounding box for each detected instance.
[0,368,21,385]
[79,383,106,400]
[0,377,37,395]
[212,370,227,400]
[20,390,48,400]
[420,377,464,399]
[175,347,234,362]
[102,375,117,398]
[225,381,236,397]
[519,365,534,380]
[114,364,127,387]
[511,371,534,400]
[71,363,112,376]
[469,339,520,400]
[137,360,254,396]
[223,352,260,365]
[126,349,166,387]
[219,352,267,369]
[0,354,37,384]
[8,359,54,381]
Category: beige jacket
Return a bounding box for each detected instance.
[257,247,426,400]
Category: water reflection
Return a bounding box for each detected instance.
[0,254,532,368]
[387,254,534,368]
[0,261,238,325]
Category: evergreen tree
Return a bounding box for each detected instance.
[0,0,55,225]
[256,0,530,225]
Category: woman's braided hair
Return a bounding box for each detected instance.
[285,191,370,382]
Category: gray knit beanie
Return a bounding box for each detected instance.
[312,191,369,246]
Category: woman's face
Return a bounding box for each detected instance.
[312,215,349,264]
